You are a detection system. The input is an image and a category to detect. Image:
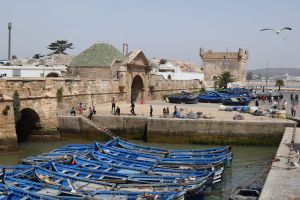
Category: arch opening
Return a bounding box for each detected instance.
[46,72,59,77]
[16,108,42,142]
[131,75,144,102]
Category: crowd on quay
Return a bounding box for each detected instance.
[68,92,299,120]
[254,93,299,117]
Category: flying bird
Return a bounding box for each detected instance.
[260,27,292,34]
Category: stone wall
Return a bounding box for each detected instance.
[0,100,17,151]
[148,76,201,100]
[58,116,296,145]
[0,77,201,150]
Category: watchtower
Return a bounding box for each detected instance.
[199,48,248,86]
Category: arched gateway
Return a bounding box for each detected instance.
[16,108,42,142]
[131,75,144,102]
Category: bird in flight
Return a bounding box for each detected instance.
[260,27,292,34]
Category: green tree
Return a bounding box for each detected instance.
[275,79,284,91]
[13,90,20,123]
[47,40,74,56]
[216,71,235,89]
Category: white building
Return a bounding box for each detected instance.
[0,65,67,78]
[149,59,204,81]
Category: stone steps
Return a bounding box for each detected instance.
[81,117,115,138]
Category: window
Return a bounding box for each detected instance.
[12,69,21,77]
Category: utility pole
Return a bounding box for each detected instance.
[266,59,269,90]
[8,22,12,60]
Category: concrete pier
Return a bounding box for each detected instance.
[260,127,300,199]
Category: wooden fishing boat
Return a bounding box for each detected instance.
[74,156,222,178]
[52,162,213,185]
[109,137,231,156]
[34,165,208,198]
[3,177,87,199]
[221,96,251,106]
[97,143,230,167]
[229,188,260,200]
[167,92,199,104]
[0,164,33,177]
[90,190,182,200]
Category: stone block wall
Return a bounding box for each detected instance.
[148,76,201,100]
[58,115,296,145]
[0,100,17,151]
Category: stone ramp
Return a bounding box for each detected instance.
[81,117,115,138]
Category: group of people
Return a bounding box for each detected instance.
[111,98,120,115]
[162,107,170,118]
[70,103,96,120]
[254,93,299,117]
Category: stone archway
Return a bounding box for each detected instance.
[131,75,144,102]
[46,72,59,77]
[15,108,42,142]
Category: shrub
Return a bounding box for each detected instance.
[56,87,63,102]
[5,105,10,110]
[2,109,8,116]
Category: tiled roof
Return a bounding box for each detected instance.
[69,42,124,67]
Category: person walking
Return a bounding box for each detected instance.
[79,103,83,115]
[111,98,116,113]
[115,107,120,116]
[290,94,294,115]
[255,98,259,107]
[88,107,93,120]
[92,106,96,115]
[150,105,153,117]
[130,101,136,115]
[70,107,76,116]
[292,95,299,117]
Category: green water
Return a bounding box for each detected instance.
[0,138,276,200]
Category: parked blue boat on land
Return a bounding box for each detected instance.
[167,91,199,104]
[221,96,251,106]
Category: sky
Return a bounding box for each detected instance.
[0,0,299,69]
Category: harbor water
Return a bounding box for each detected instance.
[0,137,276,199]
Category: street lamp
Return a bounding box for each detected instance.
[8,22,12,60]
[265,59,269,91]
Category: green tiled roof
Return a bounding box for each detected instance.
[69,42,124,67]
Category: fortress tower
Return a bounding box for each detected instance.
[200,48,248,87]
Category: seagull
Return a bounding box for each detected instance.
[260,27,292,34]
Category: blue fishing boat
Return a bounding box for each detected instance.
[90,190,183,200]
[167,91,199,104]
[97,142,231,167]
[0,164,33,177]
[198,91,225,103]
[109,137,231,156]
[34,164,208,198]
[3,177,87,199]
[53,161,214,184]
[221,96,251,106]
[73,156,223,182]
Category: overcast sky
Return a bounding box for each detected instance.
[0,0,299,69]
